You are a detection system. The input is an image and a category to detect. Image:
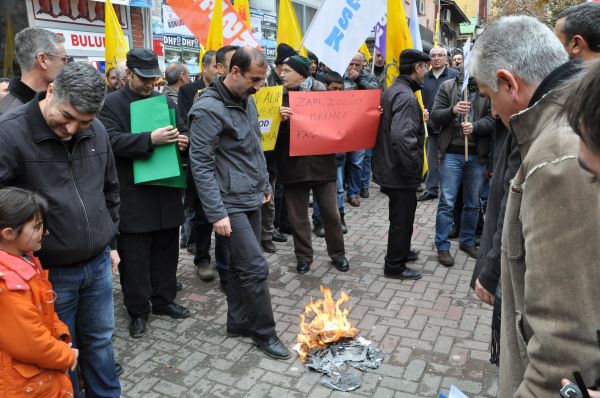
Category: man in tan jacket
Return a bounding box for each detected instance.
[470,16,600,397]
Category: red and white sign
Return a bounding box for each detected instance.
[31,0,128,29]
[48,28,129,54]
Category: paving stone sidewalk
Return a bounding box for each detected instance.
[113,186,499,398]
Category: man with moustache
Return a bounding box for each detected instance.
[188,47,290,360]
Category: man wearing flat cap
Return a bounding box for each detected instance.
[275,54,349,275]
[98,48,191,339]
[373,49,431,280]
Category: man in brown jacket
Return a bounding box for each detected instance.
[470,16,600,397]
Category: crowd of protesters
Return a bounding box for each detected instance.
[0,2,599,396]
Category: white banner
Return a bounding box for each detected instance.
[302,0,386,74]
[47,28,130,55]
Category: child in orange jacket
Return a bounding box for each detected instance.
[0,187,77,397]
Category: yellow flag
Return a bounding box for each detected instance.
[359,42,371,63]
[385,0,428,176]
[104,0,129,71]
[276,0,307,57]
[433,18,440,47]
[234,0,251,29]
[206,0,224,51]
[385,0,413,88]
[3,8,15,77]
[198,43,206,72]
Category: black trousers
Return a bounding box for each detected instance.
[215,210,276,339]
[284,181,345,262]
[274,182,291,232]
[118,227,179,317]
[187,170,213,264]
[381,188,417,269]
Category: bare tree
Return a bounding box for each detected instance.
[489,0,585,26]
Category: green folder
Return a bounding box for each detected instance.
[130,96,186,188]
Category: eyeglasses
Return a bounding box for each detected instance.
[44,53,69,64]
[133,73,159,84]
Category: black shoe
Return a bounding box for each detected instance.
[417,192,437,201]
[115,362,124,376]
[448,225,459,239]
[407,249,420,262]
[186,246,196,256]
[384,266,422,280]
[332,257,350,272]
[152,303,190,319]
[227,328,252,338]
[360,187,369,198]
[313,223,325,238]
[129,316,146,338]
[252,335,291,360]
[176,282,183,291]
[272,229,288,242]
[261,240,277,253]
[340,215,348,234]
[459,245,479,259]
[297,260,311,274]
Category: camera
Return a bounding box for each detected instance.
[560,382,583,398]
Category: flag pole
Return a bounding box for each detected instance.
[464,88,469,161]
[371,44,376,74]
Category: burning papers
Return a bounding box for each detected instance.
[294,286,385,391]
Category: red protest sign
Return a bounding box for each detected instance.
[289,90,381,156]
[166,0,259,48]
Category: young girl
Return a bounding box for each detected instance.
[0,187,77,397]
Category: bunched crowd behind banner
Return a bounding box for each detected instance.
[0,0,600,397]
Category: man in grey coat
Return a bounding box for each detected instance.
[189,47,290,360]
[471,16,600,396]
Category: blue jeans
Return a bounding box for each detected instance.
[360,148,373,190]
[49,246,120,398]
[312,163,345,224]
[435,153,485,251]
[345,150,365,198]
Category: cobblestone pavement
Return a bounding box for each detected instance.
[113,186,499,398]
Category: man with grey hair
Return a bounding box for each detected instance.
[418,46,458,202]
[470,15,600,396]
[343,52,379,205]
[0,27,66,115]
[115,60,127,89]
[0,62,121,397]
[162,62,190,104]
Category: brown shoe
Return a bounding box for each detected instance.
[348,197,360,207]
[437,250,454,267]
[459,245,479,259]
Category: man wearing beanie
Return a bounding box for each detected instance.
[260,43,296,254]
[267,43,297,86]
[373,49,432,281]
[98,48,191,339]
[274,55,349,275]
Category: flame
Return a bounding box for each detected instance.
[296,285,358,361]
